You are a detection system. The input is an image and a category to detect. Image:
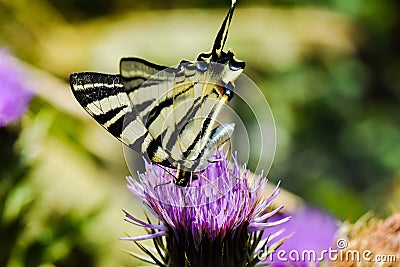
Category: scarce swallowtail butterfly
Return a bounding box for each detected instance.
[70,0,245,187]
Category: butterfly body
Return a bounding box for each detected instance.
[70,1,244,186]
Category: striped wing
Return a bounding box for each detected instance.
[70,73,131,139]
[70,0,244,174]
[70,71,171,165]
[120,58,232,171]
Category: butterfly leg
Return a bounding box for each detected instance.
[208,158,224,163]
[198,172,223,195]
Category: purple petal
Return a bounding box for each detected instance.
[120,231,166,242]
[254,205,284,223]
[248,216,291,232]
[122,209,167,231]
[0,48,33,126]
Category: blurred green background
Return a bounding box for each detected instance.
[1,0,399,266]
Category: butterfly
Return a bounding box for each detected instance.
[70,0,245,187]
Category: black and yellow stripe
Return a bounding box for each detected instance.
[70,0,245,186]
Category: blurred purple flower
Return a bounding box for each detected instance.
[264,206,339,266]
[0,48,33,127]
[122,150,290,267]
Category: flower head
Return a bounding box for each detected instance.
[0,48,33,127]
[122,150,289,267]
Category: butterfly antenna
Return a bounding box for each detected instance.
[154,180,172,190]
[210,0,237,62]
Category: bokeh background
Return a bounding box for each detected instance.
[1,0,399,266]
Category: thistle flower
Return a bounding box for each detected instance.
[122,150,290,267]
[0,48,33,127]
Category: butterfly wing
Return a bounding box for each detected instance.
[70,71,171,165]
[120,57,234,171]
[119,57,178,166]
[70,72,132,139]
[169,63,230,169]
[70,0,244,174]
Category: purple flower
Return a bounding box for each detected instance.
[263,206,339,266]
[0,48,33,127]
[122,150,290,267]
